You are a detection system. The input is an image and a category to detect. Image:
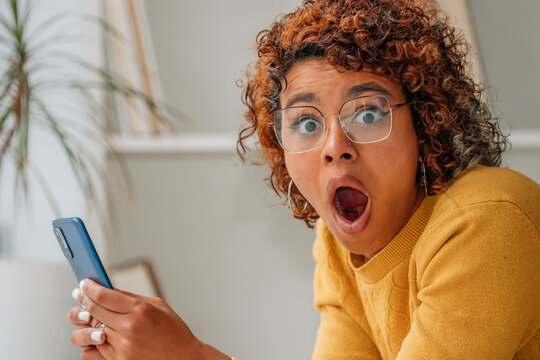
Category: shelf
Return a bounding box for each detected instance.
[109,133,241,154]
[109,129,540,154]
[509,129,540,150]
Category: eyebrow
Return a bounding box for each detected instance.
[285,93,320,108]
[346,82,392,98]
[283,82,392,109]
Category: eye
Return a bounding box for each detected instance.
[289,115,323,136]
[351,107,387,126]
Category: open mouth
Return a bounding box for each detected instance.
[333,187,368,222]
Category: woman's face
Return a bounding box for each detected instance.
[282,59,425,258]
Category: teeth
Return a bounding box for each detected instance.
[334,198,344,216]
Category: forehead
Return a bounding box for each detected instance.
[280,59,404,105]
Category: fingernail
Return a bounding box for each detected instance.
[72,288,80,300]
[79,280,85,291]
[91,330,102,342]
[78,311,90,322]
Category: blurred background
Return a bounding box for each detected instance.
[0,0,538,359]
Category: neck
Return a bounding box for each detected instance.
[363,188,426,261]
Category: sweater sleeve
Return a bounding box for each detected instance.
[397,201,540,360]
[312,223,382,360]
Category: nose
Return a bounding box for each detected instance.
[320,115,358,164]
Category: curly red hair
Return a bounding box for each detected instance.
[237,0,507,228]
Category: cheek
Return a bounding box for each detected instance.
[368,129,419,189]
[283,153,298,180]
[284,153,320,200]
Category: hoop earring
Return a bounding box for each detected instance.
[288,180,309,214]
[421,160,428,196]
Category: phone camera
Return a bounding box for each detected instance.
[54,227,73,259]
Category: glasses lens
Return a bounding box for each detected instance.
[274,107,325,152]
[340,95,392,143]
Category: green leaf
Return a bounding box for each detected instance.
[0,64,19,103]
[0,105,12,134]
[14,76,30,193]
[22,76,30,156]
[35,99,77,164]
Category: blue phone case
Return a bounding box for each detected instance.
[52,217,113,289]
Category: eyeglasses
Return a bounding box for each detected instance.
[270,94,408,153]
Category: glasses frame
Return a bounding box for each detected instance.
[269,94,408,153]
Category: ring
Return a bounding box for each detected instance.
[99,323,107,331]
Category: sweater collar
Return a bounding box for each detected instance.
[348,194,438,284]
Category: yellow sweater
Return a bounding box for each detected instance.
[312,166,540,360]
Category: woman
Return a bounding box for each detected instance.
[67,0,540,359]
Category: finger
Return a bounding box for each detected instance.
[71,326,108,348]
[81,347,107,360]
[96,327,127,360]
[72,287,82,303]
[78,291,126,331]
[97,325,121,346]
[96,341,116,359]
[80,345,96,352]
[67,306,92,327]
[80,279,137,313]
[90,317,99,328]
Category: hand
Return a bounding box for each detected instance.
[67,287,106,359]
[68,279,228,360]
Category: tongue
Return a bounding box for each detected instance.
[334,187,368,222]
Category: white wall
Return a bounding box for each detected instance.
[468,0,540,131]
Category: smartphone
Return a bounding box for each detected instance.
[52,217,113,289]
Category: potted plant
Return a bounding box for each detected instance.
[0,0,173,217]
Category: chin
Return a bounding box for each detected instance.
[320,211,381,255]
[339,229,384,256]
